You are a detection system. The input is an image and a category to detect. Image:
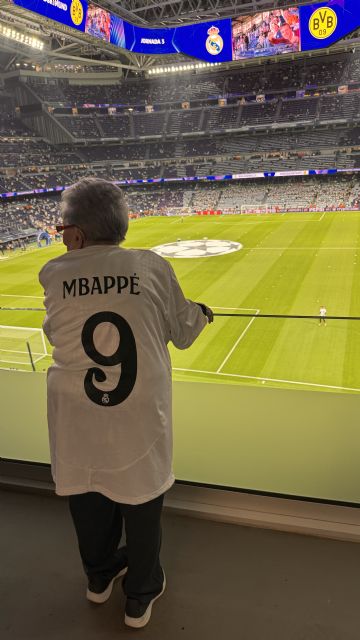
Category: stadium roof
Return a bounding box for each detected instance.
[0,0,359,74]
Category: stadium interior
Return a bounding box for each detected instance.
[1,0,360,638]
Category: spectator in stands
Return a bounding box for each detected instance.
[39,178,213,629]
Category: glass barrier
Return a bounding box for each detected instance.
[1,310,360,504]
[1,309,359,395]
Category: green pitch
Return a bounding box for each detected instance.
[1,210,360,394]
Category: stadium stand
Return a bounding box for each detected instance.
[168,109,203,135]
[0,48,359,220]
[133,111,167,137]
[97,115,131,138]
[277,97,319,122]
[240,100,279,126]
[56,116,101,139]
[27,50,360,108]
[1,173,359,251]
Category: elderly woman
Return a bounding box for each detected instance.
[39,178,212,629]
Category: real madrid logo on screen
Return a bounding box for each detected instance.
[205,25,224,55]
[70,0,84,26]
[309,7,337,40]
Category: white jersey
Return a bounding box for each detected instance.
[320,307,327,317]
[39,245,207,504]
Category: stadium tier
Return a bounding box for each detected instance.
[23,50,360,107]
[0,47,359,208]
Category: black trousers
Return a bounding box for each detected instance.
[68,491,164,604]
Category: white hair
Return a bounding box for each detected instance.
[61,177,129,244]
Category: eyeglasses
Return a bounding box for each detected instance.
[56,224,77,233]
[56,224,86,239]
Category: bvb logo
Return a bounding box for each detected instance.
[70,0,84,26]
[309,7,337,40]
[206,26,223,55]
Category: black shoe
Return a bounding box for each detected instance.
[87,566,127,604]
[124,571,166,628]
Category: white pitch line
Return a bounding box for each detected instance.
[244,247,359,251]
[318,212,326,221]
[173,367,360,393]
[0,294,44,299]
[216,309,260,373]
[210,306,259,311]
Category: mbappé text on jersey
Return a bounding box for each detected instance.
[63,274,140,298]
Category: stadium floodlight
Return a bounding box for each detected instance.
[0,22,44,50]
[147,60,222,75]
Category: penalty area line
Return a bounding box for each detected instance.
[216,309,260,373]
[172,368,360,393]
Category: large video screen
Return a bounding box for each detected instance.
[85,3,111,42]
[11,0,360,62]
[232,8,300,60]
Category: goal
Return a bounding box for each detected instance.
[0,325,48,368]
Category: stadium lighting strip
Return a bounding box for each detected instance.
[148,62,222,75]
[0,22,44,50]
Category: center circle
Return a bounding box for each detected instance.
[151,239,242,259]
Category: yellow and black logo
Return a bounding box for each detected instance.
[70,0,84,26]
[309,7,337,40]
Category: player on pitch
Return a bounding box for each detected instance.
[39,178,213,629]
[319,305,327,326]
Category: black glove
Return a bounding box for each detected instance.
[197,303,214,324]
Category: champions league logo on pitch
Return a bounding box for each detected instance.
[152,239,242,259]
[205,25,224,55]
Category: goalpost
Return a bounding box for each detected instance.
[0,325,48,369]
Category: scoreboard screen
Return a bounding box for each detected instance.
[232,8,300,60]
[11,0,360,63]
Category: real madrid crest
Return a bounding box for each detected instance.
[206,25,223,56]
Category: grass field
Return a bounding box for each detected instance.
[1,210,360,394]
